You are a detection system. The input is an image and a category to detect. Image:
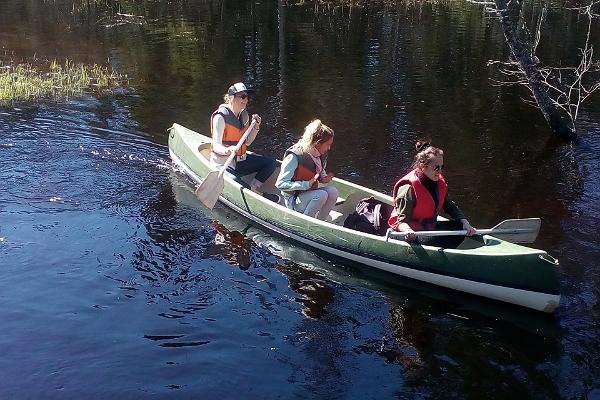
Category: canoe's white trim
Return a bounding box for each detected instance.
[170,149,560,313]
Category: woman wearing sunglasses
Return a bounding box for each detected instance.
[388,139,476,248]
[210,82,277,197]
[275,119,338,220]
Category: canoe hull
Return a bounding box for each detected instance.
[168,123,561,313]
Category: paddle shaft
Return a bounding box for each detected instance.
[412,227,536,237]
[194,120,257,209]
[217,120,257,178]
[386,218,541,241]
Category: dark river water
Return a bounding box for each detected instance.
[1,0,600,398]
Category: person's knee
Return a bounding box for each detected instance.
[311,190,328,205]
[328,187,339,198]
[266,156,277,171]
[324,187,338,203]
[258,156,277,177]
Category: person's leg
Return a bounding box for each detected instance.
[418,220,465,248]
[224,167,250,188]
[435,220,464,231]
[293,189,328,218]
[233,153,277,191]
[251,154,277,184]
[316,186,339,220]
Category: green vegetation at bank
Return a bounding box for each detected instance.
[0,58,125,106]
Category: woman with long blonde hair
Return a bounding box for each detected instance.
[275,119,338,220]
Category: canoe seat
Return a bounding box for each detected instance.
[329,210,346,225]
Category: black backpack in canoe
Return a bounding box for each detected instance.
[343,197,394,236]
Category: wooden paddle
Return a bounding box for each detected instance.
[387,218,541,243]
[195,120,256,209]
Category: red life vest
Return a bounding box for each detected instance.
[388,169,448,231]
[285,147,325,194]
[210,106,249,157]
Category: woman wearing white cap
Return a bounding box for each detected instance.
[210,82,277,198]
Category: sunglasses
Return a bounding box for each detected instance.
[429,164,444,171]
[236,94,248,100]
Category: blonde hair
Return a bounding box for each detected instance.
[411,138,443,170]
[223,93,234,105]
[292,119,334,153]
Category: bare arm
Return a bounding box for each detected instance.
[243,113,261,146]
[211,114,233,154]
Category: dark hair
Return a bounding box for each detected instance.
[411,138,443,170]
[415,139,431,153]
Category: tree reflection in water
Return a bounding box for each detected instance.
[387,304,434,370]
[208,221,256,270]
[207,220,335,319]
[274,260,335,320]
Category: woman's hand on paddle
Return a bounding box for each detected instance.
[226,146,238,155]
[461,219,476,236]
[251,114,262,131]
[309,173,320,186]
[402,229,417,241]
[320,171,334,184]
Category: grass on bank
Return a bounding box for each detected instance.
[0,59,125,106]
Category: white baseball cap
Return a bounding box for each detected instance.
[227,82,253,95]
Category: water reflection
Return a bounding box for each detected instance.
[167,173,336,319]
[209,219,336,318]
[369,297,562,397]
[275,260,335,320]
[210,221,255,270]
[386,303,434,369]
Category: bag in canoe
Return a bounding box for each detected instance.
[343,197,393,235]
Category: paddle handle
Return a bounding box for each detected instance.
[217,120,257,178]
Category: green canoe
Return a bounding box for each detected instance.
[168,123,561,313]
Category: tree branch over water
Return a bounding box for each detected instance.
[472,0,600,140]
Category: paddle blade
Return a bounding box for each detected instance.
[489,218,541,243]
[195,170,223,209]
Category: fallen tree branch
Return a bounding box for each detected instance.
[474,0,600,140]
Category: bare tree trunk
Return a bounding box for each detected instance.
[495,0,577,140]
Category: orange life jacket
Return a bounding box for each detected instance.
[285,147,326,195]
[388,169,448,231]
[210,106,249,157]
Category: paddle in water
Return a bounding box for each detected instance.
[195,120,257,209]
